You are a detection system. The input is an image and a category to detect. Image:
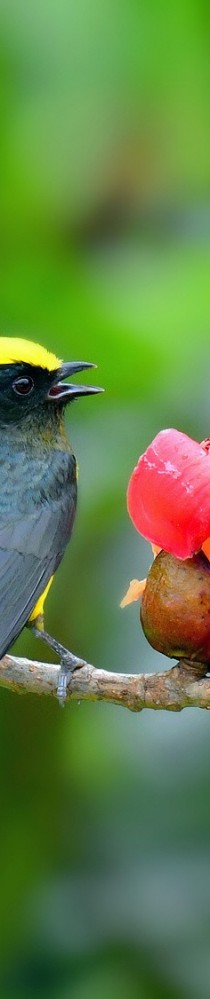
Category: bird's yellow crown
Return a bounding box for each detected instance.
[0,338,61,371]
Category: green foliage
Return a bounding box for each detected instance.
[0,2,210,996]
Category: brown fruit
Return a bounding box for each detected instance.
[140,550,210,663]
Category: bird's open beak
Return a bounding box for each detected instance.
[47,361,103,402]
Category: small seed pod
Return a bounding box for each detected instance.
[140,549,210,663]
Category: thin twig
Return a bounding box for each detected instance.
[0,652,210,711]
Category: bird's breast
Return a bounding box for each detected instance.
[0,442,77,561]
[0,443,77,513]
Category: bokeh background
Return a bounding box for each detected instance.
[0,1,210,996]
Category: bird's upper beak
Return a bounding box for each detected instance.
[47,361,103,403]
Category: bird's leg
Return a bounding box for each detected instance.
[27,619,85,705]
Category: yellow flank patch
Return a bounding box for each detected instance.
[29,577,54,622]
[0,338,61,371]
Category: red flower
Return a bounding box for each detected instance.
[127,429,210,560]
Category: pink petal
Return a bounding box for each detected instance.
[127,429,210,559]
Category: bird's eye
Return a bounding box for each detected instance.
[12,376,34,396]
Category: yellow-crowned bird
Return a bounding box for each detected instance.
[0,338,102,699]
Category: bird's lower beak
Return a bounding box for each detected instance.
[47,361,103,402]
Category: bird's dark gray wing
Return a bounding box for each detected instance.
[0,547,55,657]
[0,483,77,659]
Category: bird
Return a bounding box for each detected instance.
[0,337,103,700]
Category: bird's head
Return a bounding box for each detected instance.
[0,338,103,425]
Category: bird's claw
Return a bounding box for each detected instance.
[28,622,85,706]
[57,651,85,706]
[57,663,70,706]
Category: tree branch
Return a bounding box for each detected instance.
[0,652,210,710]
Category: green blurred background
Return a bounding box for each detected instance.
[0,1,210,996]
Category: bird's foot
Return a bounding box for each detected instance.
[28,623,85,705]
[56,648,85,707]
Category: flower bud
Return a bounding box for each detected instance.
[127,430,210,559]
